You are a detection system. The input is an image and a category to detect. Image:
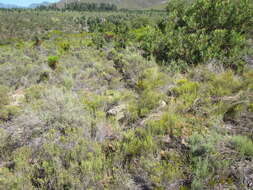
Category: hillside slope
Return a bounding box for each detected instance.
[57,0,167,9]
[29,1,51,8]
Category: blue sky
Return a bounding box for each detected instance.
[0,0,59,6]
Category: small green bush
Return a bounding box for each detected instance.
[208,70,242,96]
[25,84,45,102]
[191,158,211,190]
[171,78,199,110]
[48,56,59,70]
[231,135,253,158]
[172,79,199,97]
[189,133,228,190]
[130,26,160,58]
[121,129,156,158]
[189,133,215,157]
[147,112,185,137]
[0,105,20,121]
[38,70,50,83]
[0,85,9,107]
[92,33,106,49]
[139,90,164,116]
[242,70,253,91]
[58,41,70,51]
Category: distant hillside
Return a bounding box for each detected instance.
[57,0,167,9]
[148,1,167,10]
[29,1,51,8]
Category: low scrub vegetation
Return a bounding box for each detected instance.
[231,136,253,158]
[0,0,252,189]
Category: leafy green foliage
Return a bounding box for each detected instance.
[48,56,59,70]
[155,0,253,68]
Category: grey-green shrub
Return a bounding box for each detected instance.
[231,135,253,158]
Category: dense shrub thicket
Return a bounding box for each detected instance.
[53,0,252,70]
[156,0,253,69]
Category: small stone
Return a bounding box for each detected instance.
[162,135,171,144]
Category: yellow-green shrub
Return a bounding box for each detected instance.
[207,70,242,97]
[121,129,156,158]
[0,105,20,121]
[148,112,185,137]
[0,85,9,107]
[25,84,46,103]
[171,78,199,110]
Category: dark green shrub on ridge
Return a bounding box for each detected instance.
[155,0,253,68]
